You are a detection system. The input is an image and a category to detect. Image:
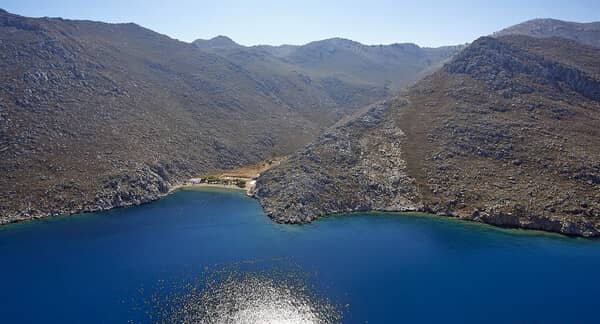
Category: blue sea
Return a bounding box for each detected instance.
[1,188,600,323]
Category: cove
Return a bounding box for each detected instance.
[1,188,600,323]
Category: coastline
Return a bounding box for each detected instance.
[255,197,600,238]
[167,158,282,196]
[0,181,250,229]
[1,159,597,238]
[317,210,574,239]
[2,182,598,239]
[0,160,273,226]
[169,182,249,194]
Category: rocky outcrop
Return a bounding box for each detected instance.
[445,36,600,101]
[1,164,177,225]
[463,208,599,237]
[255,100,421,223]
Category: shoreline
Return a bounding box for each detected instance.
[0,160,276,227]
[257,201,600,238]
[2,187,596,240]
[2,159,597,238]
[169,183,248,193]
[167,157,281,196]
[0,181,252,229]
[1,183,598,239]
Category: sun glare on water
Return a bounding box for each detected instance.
[152,264,342,324]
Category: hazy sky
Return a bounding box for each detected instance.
[2,0,600,47]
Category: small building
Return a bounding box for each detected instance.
[189,178,203,184]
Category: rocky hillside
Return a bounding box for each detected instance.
[193,37,391,125]
[194,36,465,95]
[255,35,600,236]
[0,9,439,224]
[494,18,600,47]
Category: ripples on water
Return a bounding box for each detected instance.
[148,261,342,324]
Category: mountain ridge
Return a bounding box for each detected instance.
[194,35,465,91]
[494,18,600,47]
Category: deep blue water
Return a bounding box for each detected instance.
[1,189,600,323]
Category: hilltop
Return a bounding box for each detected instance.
[494,18,600,47]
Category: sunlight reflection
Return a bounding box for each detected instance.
[153,263,342,324]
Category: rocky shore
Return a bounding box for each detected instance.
[1,166,174,225]
[1,161,270,225]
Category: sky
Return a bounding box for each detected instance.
[1,0,600,47]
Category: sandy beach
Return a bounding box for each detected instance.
[170,157,284,196]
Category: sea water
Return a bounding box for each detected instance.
[1,189,599,323]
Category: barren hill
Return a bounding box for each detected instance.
[494,18,600,47]
[255,35,600,236]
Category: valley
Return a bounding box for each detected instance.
[0,9,599,237]
[0,9,460,225]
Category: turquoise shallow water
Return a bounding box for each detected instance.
[1,188,600,323]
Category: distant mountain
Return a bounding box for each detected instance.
[255,34,600,236]
[193,37,408,124]
[194,36,465,92]
[494,18,600,47]
[193,35,241,49]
